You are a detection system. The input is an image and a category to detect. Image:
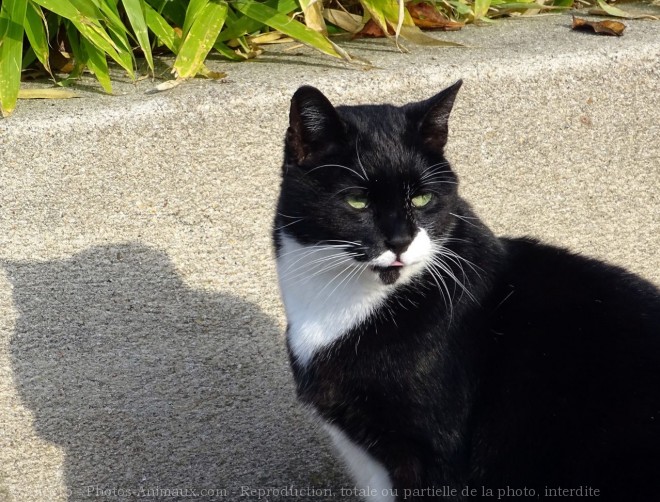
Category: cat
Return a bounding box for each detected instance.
[272,81,660,501]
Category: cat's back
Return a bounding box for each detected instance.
[491,237,659,337]
[472,237,660,499]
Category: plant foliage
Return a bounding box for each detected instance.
[1,0,582,116]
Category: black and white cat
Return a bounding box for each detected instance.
[272,81,660,501]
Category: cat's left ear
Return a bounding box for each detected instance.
[415,79,463,153]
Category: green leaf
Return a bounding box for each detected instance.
[212,38,244,60]
[69,0,103,20]
[30,0,76,19]
[0,0,28,117]
[31,0,135,78]
[81,35,112,93]
[98,0,137,73]
[594,0,644,18]
[22,46,38,69]
[232,0,345,59]
[121,0,154,71]
[173,0,228,78]
[144,1,180,52]
[58,21,86,87]
[76,20,134,78]
[23,1,52,76]
[447,0,473,17]
[146,0,186,27]
[218,0,297,41]
[182,0,209,36]
[474,0,491,20]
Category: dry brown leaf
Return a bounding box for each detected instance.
[572,16,626,36]
[407,2,465,31]
[300,0,328,34]
[49,50,75,73]
[18,88,79,100]
[354,18,393,38]
[323,8,363,33]
[145,80,183,94]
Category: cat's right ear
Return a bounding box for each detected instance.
[287,86,345,164]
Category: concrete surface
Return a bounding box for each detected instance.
[0,10,659,502]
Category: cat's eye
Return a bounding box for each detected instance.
[346,195,369,210]
[411,193,433,208]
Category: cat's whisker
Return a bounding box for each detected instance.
[277,212,301,219]
[355,138,370,181]
[325,261,368,301]
[286,262,359,289]
[418,172,454,183]
[274,218,304,231]
[281,252,351,277]
[434,253,470,303]
[321,239,363,246]
[440,246,485,278]
[279,246,353,274]
[418,161,451,179]
[276,242,354,260]
[425,261,454,321]
[332,186,368,198]
[430,255,477,304]
[450,212,482,229]
[281,251,359,280]
[420,180,458,186]
[314,262,357,302]
[283,254,360,284]
[308,163,366,181]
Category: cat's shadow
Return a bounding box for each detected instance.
[5,243,348,501]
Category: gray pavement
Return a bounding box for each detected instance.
[0,11,659,502]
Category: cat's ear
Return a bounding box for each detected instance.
[416,79,463,153]
[287,86,345,164]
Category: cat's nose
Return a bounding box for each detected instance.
[385,235,413,256]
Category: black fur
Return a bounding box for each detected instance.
[273,83,660,501]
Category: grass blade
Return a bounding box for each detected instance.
[122,0,154,71]
[173,0,228,78]
[0,0,28,117]
[232,0,345,59]
[23,1,52,76]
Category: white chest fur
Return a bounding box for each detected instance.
[276,233,392,366]
[276,230,433,366]
[323,422,395,500]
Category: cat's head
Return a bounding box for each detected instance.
[275,81,463,287]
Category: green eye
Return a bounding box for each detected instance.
[346,195,369,210]
[411,193,433,208]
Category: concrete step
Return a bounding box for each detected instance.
[0,12,658,501]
